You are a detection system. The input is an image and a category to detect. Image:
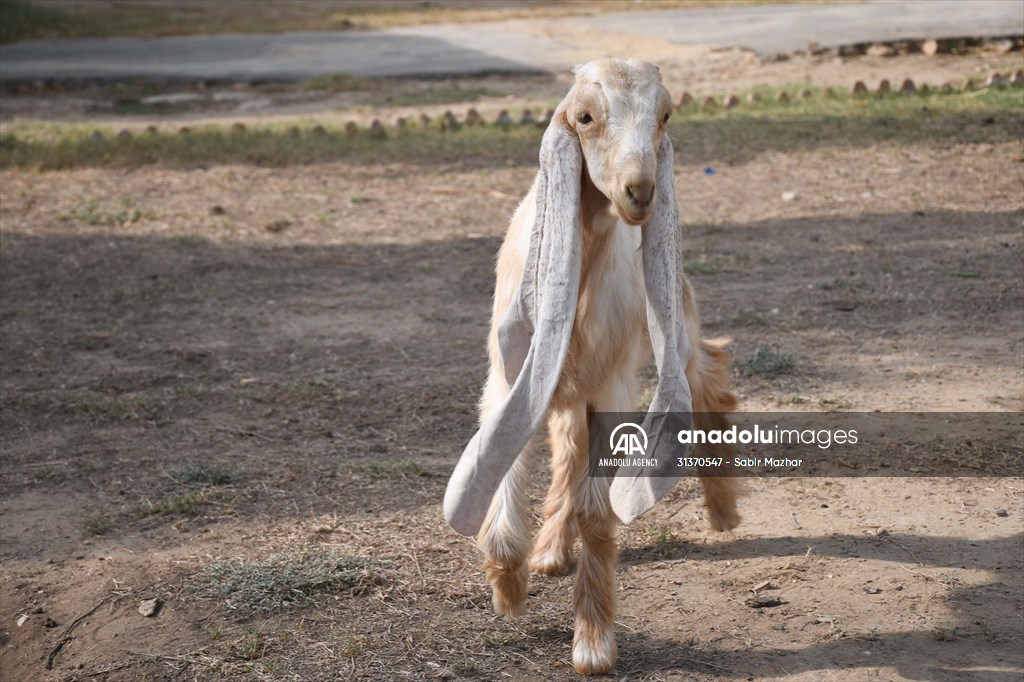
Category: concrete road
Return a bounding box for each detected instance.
[1,0,1021,82]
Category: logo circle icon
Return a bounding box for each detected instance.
[609,422,648,456]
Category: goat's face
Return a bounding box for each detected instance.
[564,58,673,226]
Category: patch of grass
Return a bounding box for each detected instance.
[683,257,719,275]
[1,84,1019,171]
[84,517,110,536]
[643,525,677,557]
[169,462,242,486]
[186,545,375,612]
[348,460,430,480]
[0,0,79,43]
[733,308,768,326]
[736,345,795,378]
[64,393,155,421]
[140,491,207,516]
[386,85,505,107]
[64,199,145,226]
[299,72,376,92]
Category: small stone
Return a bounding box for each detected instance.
[464,108,482,126]
[781,191,797,202]
[922,38,940,57]
[145,125,158,134]
[538,108,555,127]
[441,111,460,132]
[994,508,1009,517]
[899,78,916,94]
[746,92,762,103]
[265,220,291,233]
[42,617,58,628]
[877,79,891,94]
[519,109,535,125]
[775,90,790,103]
[345,121,358,137]
[369,119,387,139]
[418,114,431,131]
[1010,69,1024,86]
[178,126,191,135]
[851,80,868,95]
[116,129,132,140]
[701,95,718,109]
[138,598,160,618]
[16,615,28,627]
[824,87,837,98]
[985,72,1007,88]
[676,92,694,107]
[209,205,225,216]
[495,109,512,129]
[799,88,813,99]
[395,117,407,129]
[311,124,327,137]
[867,43,895,57]
[724,95,739,109]
[88,130,104,144]
[992,38,1015,54]
[231,122,246,133]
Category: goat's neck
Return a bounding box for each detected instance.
[578,169,618,290]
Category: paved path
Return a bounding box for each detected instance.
[1,0,1020,81]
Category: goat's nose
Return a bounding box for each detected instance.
[625,179,655,208]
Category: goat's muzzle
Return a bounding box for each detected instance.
[617,178,656,225]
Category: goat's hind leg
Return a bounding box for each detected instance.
[570,393,626,675]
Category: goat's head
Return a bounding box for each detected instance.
[556,58,673,225]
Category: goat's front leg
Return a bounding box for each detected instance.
[555,403,618,675]
[529,409,581,576]
[476,371,533,618]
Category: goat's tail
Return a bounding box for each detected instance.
[688,337,743,532]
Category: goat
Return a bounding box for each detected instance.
[443,58,741,675]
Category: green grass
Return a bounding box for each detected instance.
[386,85,505,107]
[736,345,796,378]
[186,545,375,612]
[0,83,1020,171]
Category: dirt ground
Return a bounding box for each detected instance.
[1,47,1022,681]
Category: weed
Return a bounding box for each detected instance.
[736,345,795,378]
[733,308,768,326]
[643,525,677,556]
[186,545,375,612]
[84,517,110,535]
[139,490,209,517]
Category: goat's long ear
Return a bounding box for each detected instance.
[609,134,694,525]
[443,106,583,537]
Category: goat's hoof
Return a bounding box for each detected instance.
[529,548,573,576]
[708,503,741,532]
[485,561,528,618]
[572,627,616,675]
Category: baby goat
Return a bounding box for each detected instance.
[444,58,741,675]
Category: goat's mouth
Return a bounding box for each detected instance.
[614,200,655,226]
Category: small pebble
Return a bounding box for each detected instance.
[676,92,694,107]
[994,508,1009,517]
[724,95,739,109]
[781,191,797,202]
[851,80,868,95]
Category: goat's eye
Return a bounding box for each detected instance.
[662,112,671,124]
[577,113,593,124]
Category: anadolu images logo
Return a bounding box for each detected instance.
[609,422,648,456]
